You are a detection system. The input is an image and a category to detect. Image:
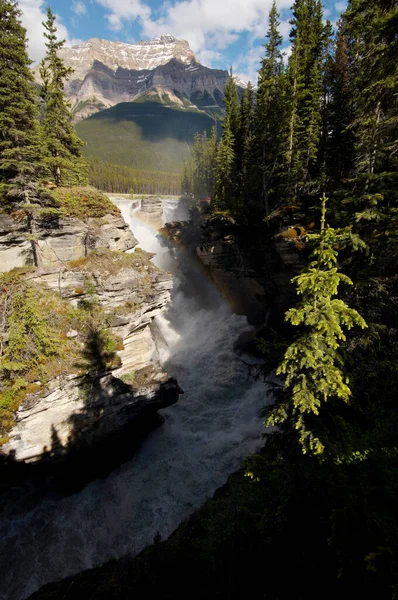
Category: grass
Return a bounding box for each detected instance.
[67,248,157,277]
[51,187,120,220]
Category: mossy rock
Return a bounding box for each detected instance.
[50,186,120,220]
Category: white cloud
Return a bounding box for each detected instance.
[72,1,87,16]
[335,1,347,11]
[233,44,264,86]
[141,0,292,51]
[282,44,292,65]
[92,0,292,76]
[136,0,292,80]
[18,0,81,64]
[94,0,152,31]
[196,48,224,67]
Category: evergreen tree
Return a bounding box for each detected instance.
[255,0,285,216]
[214,126,235,210]
[214,71,240,211]
[181,159,193,196]
[285,0,325,196]
[318,19,334,186]
[223,67,241,144]
[40,8,87,186]
[239,83,255,210]
[267,195,367,455]
[0,0,46,205]
[325,23,354,186]
[338,0,398,244]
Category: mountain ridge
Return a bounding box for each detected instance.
[36,35,243,121]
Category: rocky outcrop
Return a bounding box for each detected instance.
[34,35,243,121]
[138,196,163,228]
[0,212,136,273]
[0,210,181,464]
[3,374,180,463]
[59,36,195,79]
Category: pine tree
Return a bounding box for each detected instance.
[223,68,241,144]
[239,83,255,210]
[267,195,367,455]
[40,8,87,186]
[214,126,235,211]
[0,0,46,205]
[285,0,325,196]
[255,0,285,216]
[338,0,398,243]
[213,71,240,211]
[326,23,355,185]
[318,19,334,186]
[181,159,193,196]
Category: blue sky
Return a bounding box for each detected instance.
[19,0,347,82]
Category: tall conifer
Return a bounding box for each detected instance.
[255,0,285,216]
[214,71,240,210]
[339,0,398,242]
[267,196,367,455]
[0,0,46,205]
[40,8,87,186]
[286,0,325,196]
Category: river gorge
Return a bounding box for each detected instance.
[0,197,270,600]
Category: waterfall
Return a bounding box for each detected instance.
[0,197,270,600]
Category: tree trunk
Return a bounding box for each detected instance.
[27,211,44,272]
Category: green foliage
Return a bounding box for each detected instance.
[182,128,218,200]
[0,0,47,205]
[285,0,326,195]
[67,248,157,279]
[50,186,120,220]
[268,196,367,454]
[253,0,286,216]
[40,8,87,186]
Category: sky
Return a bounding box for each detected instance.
[18,0,347,83]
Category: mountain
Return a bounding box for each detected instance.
[53,35,236,121]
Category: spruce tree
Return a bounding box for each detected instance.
[0,0,46,205]
[214,71,240,211]
[267,195,367,455]
[239,83,255,211]
[255,0,285,216]
[40,8,87,186]
[223,68,241,144]
[214,126,235,211]
[285,0,325,196]
[326,23,355,185]
[338,0,398,244]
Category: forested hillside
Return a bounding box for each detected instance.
[76,100,220,194]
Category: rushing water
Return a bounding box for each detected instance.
[0,197,270,600]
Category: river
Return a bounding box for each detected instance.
[0,197,270,600]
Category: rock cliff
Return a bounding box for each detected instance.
[0,205,181,463]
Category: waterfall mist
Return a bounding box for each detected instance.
[0,197,270,600]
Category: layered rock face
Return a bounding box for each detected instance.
[38,35,235,120]
[0,212,135,273]
[0,209,180,463]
